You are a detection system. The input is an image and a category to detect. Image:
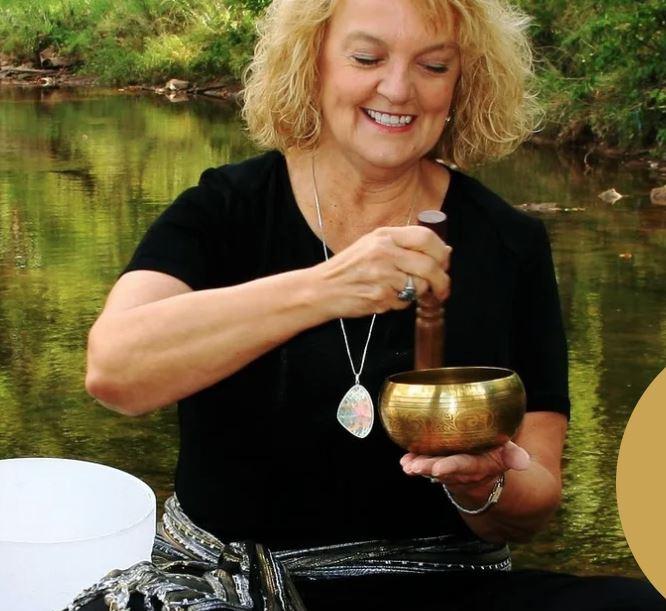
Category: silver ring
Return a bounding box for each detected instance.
[397,275,417,302]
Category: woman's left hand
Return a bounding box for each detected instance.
[400,441,531,488]
[401,414,567,542]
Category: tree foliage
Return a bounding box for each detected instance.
[0,0,267,82]
[516,0,665,155]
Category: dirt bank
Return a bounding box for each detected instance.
[0,63,241,103]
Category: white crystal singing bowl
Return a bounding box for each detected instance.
[0,457,156,611]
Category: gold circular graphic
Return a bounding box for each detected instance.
[617,368,666,597]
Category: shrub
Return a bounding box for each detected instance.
[516,0,665,155]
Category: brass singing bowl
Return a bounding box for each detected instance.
[379,367,526,455]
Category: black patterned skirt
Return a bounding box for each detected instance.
[65,495,511,611]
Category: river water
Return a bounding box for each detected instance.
[1,86,664,578]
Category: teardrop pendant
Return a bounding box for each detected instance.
[337,384,374,438]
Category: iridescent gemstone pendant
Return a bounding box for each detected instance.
[337,383,374,438]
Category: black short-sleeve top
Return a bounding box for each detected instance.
[125,150,569,549]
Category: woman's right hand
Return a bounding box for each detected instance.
[313,225,452,319]
[87,225,449,415]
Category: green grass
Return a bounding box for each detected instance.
[516,0,666,156]
[0,0,268,83]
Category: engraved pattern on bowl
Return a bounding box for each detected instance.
[378,367,526,455]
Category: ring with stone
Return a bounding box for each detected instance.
[397,275,417,302]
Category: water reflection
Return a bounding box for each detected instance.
[475,149,666,575]
[1,87,665,577]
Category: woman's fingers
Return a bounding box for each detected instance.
[381,227,452,300]
[382,226,451,269]
[401,442,531,486]
[391,272,429,301]
[391,250,450,301]
[501,441,531,471]
[316,224,451,318]
[403,453,501,484]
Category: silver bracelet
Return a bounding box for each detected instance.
[441,473,505,515]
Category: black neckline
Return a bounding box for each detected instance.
[278,153,459,257]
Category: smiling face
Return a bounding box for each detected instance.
[317,0,461,171]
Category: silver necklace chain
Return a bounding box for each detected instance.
[310,156,415,386]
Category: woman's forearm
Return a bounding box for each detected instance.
[447,460,561,543]
[87,225,451,416]
[86,267,332,415]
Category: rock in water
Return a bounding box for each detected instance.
[598,188,623,203]
[165,79,190,91]
[519,202,560,213]
[167,92,189,103]
[650,185,666,206]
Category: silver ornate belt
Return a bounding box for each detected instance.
[66,495,511,611]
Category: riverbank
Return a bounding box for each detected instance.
[0,62,242,101]
[3,63,664,176]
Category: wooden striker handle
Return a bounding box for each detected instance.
[415,210,447,370]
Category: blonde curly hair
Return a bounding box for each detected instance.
[242,0,541,169]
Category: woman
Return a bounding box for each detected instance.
[77,0,663,610]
